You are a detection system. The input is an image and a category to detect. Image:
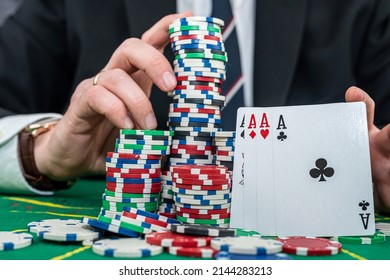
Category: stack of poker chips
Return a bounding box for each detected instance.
[166,16,227,165]
[170,165,232,227]
[158,170,176,219]
[99,130,173,225]
[212,131,235,177]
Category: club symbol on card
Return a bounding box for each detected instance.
[277,131,287,141]
[359,200,370,211]
[309,158,334,182]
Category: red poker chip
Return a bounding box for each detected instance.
[172,172,230,180]
[145,231,212,247]
[176,76,224,84]
[106,167,161,175]
[277,237,342,256]
[170,108,221,115]
[172,177,230,186]
[175,206,230,215]
[167,246,217,258]
[107,152,161,160]
[176,212,231,220]
[215,150,234,156]
[170,165,228,175]
[157,212,177,219]
[173,182,231,191]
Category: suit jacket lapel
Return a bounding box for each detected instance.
[253,0,307,106]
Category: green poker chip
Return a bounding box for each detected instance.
[104,190,159,199]
[331,231,386,245]
[169,25,221,34]
[98,215,152,234]
[115,143,169,151]
[119,129,174,137]
[175,53,228,62]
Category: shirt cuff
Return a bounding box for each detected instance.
[0,113,62,195]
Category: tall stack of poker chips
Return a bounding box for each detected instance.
[99,130,173,226]
[212,131,235,177]
[167,16,227,166]
[170,165,232,227]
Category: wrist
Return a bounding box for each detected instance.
[18,120,73,191]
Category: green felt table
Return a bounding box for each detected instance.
[0,179,389,260]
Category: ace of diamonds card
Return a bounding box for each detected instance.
[233,102,375,237]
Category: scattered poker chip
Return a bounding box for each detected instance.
[121,211,173,230]
[27,218,82,233]
[98,215,153,234]
[171,224,236,237]
[113,214,169,232]
[330,232,386,245]
[122,206,181,224]
[214,251,292,260]
[277,236,342,256]
[37,222,103,242]
[145,231,212,247]
[211,236,283,255]
[0,232,33,251]
[375,223,390,236]
[167,246,218,258]
[92,238,163,258]
[81,217,139,237]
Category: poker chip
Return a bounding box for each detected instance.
[169,30,223,39]
[174,196,231,206]
[330,232,386,245]
[114,139,171,146]
[172,186,230,195]
[92,238,163,258]
[174,58,226,69]
[277,236,342,256]
[27,218,82,233]
[37,222,103,242]
[112,213,169,232]
[120,129,174,137]
[171,224,236,237]
[176,215,230,225]
[215,251,292,260]
[167,246,218,258]
[175,202,231,210]
[114,148,170,155]
[0,232,33,251]
[98,215,153,234]
[102,193,158,203]
[81,217,139,237]
[105,167,160,175]
[121,211,174,230]
[105,162,162,169]
[173,183,231,191]
[171,164,228,174]
[145,231,212,247]
[107,152,161,160]
[375,223,390,236]
[171,16,225,27]
[211,236,283,255]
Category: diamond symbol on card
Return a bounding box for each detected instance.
[249,130,256,139]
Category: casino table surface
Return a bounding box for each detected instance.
[1,178,389,260]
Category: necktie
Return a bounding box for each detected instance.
[212,0,245,130]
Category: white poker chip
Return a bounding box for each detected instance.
[211,236,283,255]
[0,231,33,251]
[37,223,103,242]
[92,238,163,258]
[28,218,82,233]
[376,222,390,236]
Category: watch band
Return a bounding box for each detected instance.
[18,127,72,192]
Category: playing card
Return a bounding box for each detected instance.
[230,107,246,228]
[272,102,374,236]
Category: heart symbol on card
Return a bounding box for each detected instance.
[260,129,269,139]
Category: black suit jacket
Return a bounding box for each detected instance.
[0,0,389,128]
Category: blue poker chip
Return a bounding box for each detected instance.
[105,157,160,164]
[169,117,221,124]
[214,251,292,260]
[106,176,161,184]
[175,16,225,26]
[174,197,231,206]
[81,217,139,238]
[169,112,218,119]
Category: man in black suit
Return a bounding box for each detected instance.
[0,0,389,213]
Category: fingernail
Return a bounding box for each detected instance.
[124,116,134,129]
[162,71,176,90]
[145,112,157,129]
